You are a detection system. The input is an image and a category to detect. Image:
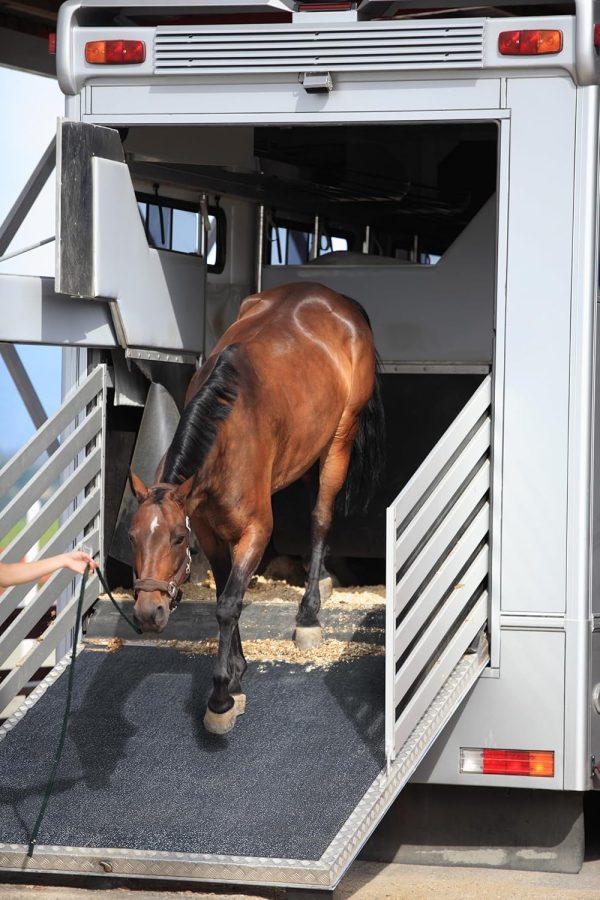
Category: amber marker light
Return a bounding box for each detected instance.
[461,748,555,777]
[498,30,563,56]
[85,40,146,65]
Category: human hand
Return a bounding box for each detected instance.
[61,550,97,575]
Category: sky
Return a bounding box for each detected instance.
[0,65,65,458]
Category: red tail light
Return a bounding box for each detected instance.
[594,24,600,48]
[85,40,146,65]
[48,32,56,55]
[498,30,562,56]
[461,748,554,777]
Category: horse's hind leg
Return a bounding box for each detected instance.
[204,518,271,735]
[295,432,355,649]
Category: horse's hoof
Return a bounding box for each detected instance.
[294,625,323,650]
[319,576,333,602]
[203,703,237,735]
[232,692,246,715]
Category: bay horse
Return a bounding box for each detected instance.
[128,282,385,734]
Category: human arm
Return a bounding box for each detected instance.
[0,551,96,588]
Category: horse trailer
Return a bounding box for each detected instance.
[1,0,600,891]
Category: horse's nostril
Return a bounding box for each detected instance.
[152,604,166,624]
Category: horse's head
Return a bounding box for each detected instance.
[128,471,195,633]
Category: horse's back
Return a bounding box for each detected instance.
[196,283,378,501]
[224,282,374,367]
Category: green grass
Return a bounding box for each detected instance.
[0,517,25,549]
[1,516,59,552]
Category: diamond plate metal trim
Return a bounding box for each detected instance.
[324,638,489,887]
[0,649,76,744]
[0,845,331,888]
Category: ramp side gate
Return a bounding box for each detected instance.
[0,366,108,721]
[0,363,490,888]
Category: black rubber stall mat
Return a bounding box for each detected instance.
[0,646,384,860]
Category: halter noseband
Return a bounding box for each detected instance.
[132,515,192,611]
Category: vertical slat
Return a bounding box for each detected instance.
[394,546,488,697]
[394,593,487,751]
[0,488,100,632]
[395,417,490,568]
[394,464,490,616]
[0,569,99,715]
[385,502,397,766]
[0,448,101,563]
[0,365,104,495]
[0,365,106,716]
[392,375,491,527]
[387,375,491,764]
[0,405,102,539]
[395,503,489,659]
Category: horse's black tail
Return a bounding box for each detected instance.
[343,305,386,516]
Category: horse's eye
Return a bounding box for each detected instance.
[173,535,185,546]
[128,532,135,544]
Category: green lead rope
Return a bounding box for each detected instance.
[27,563,141,857]
[95,566,142,636]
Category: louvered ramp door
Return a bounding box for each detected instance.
[385,375,492,769]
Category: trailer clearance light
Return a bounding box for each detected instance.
[460,748,554,777]
[85,40,146,65]
[498,30,562,56]
[594,24,600,48]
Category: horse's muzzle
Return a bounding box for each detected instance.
[133,592,170,633]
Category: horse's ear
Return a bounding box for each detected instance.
[174,474,195,503]
[129,470,149,503]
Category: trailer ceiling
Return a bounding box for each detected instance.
[128,121,496,257]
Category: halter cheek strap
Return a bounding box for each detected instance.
[133,516,192,611]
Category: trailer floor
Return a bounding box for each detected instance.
[0,644,384,860]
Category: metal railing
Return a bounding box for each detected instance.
[386,375,491,761]
[0,365,107,718]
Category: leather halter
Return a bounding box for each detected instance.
[132,515,192,611]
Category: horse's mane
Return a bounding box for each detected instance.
[162,344,240,485]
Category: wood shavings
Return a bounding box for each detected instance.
[106,637,123,653]
[101,575,385,609]
[87,636,383,669]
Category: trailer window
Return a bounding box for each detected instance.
[136,196,225,272]
[268,223,350,265]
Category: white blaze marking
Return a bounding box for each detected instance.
[150,515,159,533]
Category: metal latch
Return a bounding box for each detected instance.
[301,72,333,93]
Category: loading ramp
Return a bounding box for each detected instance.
[0,368,490,890]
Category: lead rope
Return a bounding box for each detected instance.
[95,566,143,636]
[27,563,141,857]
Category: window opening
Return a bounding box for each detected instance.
[136,194,225,273]
[268,218,351,266]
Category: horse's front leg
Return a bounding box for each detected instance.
[192,515,248,714]
[204,521,270,735]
